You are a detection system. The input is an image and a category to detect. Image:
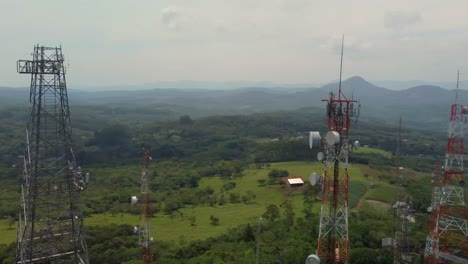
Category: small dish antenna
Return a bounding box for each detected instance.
[53,62,62,72]
[463,106,468,114]
[326,131,340,145]
[131,196,139,205]
[427,207,432,213]
[309,173,318,186]
[309,131,321,149]
[317,152,324,161]
[305,254,320,264]
[353,140,360,149]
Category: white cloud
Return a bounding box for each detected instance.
[161,6,182,30]
[214,19,228,34]
[320,35,373,54]
[1,0,468,86]
[384,11,422,30]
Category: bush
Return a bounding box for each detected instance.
[209,215,219,226]
[221,181,236,192]
[268,169,289,179]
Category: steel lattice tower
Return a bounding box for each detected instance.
[393,118,413,264]
[15,45,89,264]
[132,148,153,263]
[309,37,360,264]
[424,72,468,263]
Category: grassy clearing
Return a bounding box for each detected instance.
[364,184,396,204]
[355,147,391,157]
[85,203,268,244]
[86,203,326,245]
[199,161,324,217]
[349,181,368,208]
[360,200,392,216]
[0,219,17,245]
[0,161,384,246]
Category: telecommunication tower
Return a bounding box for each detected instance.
[393,118,413,263]
[131,148,153,263]
[308,36,360,264]
[15,45,89,263]
[424,71,468,263]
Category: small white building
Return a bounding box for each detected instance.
[287,178,304,187]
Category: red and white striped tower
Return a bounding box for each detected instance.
[132,148,153,263]
[139,148,152,263]
[309,36,360,264]
[424,72,468,263]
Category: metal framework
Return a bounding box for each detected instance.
[393,193,412,263]
[424,72,468,263]
[393,118,413,264]
[15,45,89,263]
[315,37,360,264]
[135,148,152,263]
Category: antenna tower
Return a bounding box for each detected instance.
[308,36,360,264]
[15,45,89,263]
[424,71,468,263]
[393,117,413,263]
[132,148,153,263]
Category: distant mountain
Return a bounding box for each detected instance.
[75,80,322,91]
[372,80,468,90]
[1,76,466,131]
[312,76,465,130]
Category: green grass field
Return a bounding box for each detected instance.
[349,181,368,208]
[0,160,395,246]
[0,219,17,245]
[354,146,391,157]
[85,204,269,244]
[364,184,397,204]
[360,200,392,215]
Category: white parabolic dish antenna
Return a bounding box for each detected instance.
[326,131,340,145]
[427,207,432,213]
[131,196,138,205]
[309,173,318,186]
[317,152,324,161]
[309,131,321,149]
[354,140,360,149]
[306,254,320,264]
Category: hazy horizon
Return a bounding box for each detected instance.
[2,76,468,92]
[1,1,467,88]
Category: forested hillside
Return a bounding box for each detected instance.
[0,92,458,263]
[2,76,468,132]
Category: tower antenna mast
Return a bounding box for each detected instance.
[393,117,413,263]
[424,70,468,263]
[15,45,89,263]
[338,35,344,100]
[132,148,153,263]
[308,36,360,264]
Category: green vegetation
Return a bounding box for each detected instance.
[0,219,17,245]
[349,181,368,208]
[0,101,451,263]
[365,184,397,204]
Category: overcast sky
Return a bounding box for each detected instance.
[1,0,467,87]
